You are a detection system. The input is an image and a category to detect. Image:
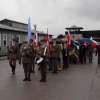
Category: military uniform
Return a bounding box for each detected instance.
[87,45,93,63]
[20,42,33,81]
[7,43,18,75]
[29,44,36,73]
[79,45,86,64]
[37,45,48,82]
[50,44,58,73]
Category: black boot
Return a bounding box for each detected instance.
[12,65,15,75]
[23,74,28,81]
[23,78,28,81]
[27,73,31,81]
[40,79,46,82]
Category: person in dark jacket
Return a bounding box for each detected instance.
[79,43,87,64]
[87,44,93,63]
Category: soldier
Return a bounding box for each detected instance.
[19,41,33,81]
[36,42,48,82]
[62,43,68,69]
[79,43,87,64]
[29,39,35,73]
[49,42,58,73]
[7,40,18,75]
[87,44,93,63]
[56,43,62,71]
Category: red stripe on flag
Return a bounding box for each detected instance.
[66,31,71,48]
[45,29,49,48]
[33,33,37,47]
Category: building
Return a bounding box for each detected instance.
[80,30,100,42]
[65,25,83,40]
[0,19,52,56]
[65,25,100,42]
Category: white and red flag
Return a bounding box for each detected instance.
[66,31,71,48]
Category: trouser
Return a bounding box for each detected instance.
[48,57,53,71]
[23,63,31,79]
[39,61,47,81]
[51,57,57,73]
[30,59,35,72]
[63,56,68,69]
[83,55,86,64]
[80,55,86,64]
[89,53,93,63]
[9,58,16,73]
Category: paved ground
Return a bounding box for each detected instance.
[0,56,100,100]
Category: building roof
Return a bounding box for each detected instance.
[66,25,83,30]
[81,30,100,34]
[0,19,27,26]
[0,19,53,36]
[0,23,27,32]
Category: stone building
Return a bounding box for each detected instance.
[0,19,52,56]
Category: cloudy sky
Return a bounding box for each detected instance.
[0,0,100,36]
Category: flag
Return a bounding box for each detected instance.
[66,31,71,48]
[27,17,32,41]
[92,40,97,48]
[33,32,38,47]
[45,28,49,47]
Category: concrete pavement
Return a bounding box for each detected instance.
[0,56,99,100]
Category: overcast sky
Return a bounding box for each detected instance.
[0,0,100,36]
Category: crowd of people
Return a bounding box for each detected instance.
[7,39,100,83]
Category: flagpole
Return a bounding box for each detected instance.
[27,17,32,42]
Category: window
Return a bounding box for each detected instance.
[2,34,7,46]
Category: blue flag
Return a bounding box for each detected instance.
[28,17,32,41]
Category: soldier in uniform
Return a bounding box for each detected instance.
[79,43,86,64]
[19,41,33,81]
[7,40,18,75]
[36,42,48,82]
[29,39,35,73]
[49,42,58,73]
[8,41,18,75]
[87,44,93,63]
